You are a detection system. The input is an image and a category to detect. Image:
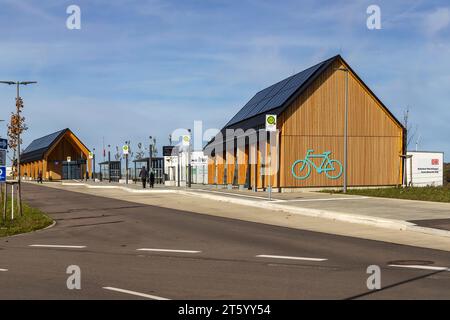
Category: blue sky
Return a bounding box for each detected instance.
[0,0,449,161]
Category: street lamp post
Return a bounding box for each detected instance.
[108,144,111,183]
[187,129,192,188]
[93,147,96,181]
[335,68,349,193]
[0,80,37,216]
[125,141,129,184]
[148,136,153,178]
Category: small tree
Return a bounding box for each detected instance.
[135,142,145,160]
[7,97,27,216]
[7,98,27,175]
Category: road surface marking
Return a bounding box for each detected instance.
[137,248,201,254]
[256,254,328,262]
[103,287,170,300]
[276,196,370,202]
[193,189,271,200]
[0,269,8,272]
[389,264,450,271]
[29,244,87,249]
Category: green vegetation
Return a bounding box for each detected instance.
[445,163,449,185]
[0,199,53,238]
[324,186,450,203]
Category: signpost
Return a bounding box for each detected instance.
[265,115,277,132]
[123,145,129,184]
[0,166,6,183]
[0,139,7,221]
[182,135,190,147]
[265,115,276,200]
[0,139,7,184]
[67,156,71,180]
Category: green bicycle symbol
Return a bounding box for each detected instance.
[291,149,343,180]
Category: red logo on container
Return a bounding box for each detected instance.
[432,159,439,165]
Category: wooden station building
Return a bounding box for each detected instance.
[21,128,91,180]
[205,55,406,190]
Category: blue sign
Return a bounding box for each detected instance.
[0,139,7,150]
[0,166,6,183]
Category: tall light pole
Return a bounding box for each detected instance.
[125,140,130,184]
[93,147,96,181]
[187,129,192,188]
[0,80,37,215]
[108,144,111,182]
[149,136,153,174]
[334,68,349,193]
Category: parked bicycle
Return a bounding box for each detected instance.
[291,149,343,180]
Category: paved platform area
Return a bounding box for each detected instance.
[27,181,450,252]
[60,180,450,226]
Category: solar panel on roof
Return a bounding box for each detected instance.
[260,85,300,113]
[22,129,65,154]
[225,56,335,128]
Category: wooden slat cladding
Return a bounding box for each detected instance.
[279,58,403,187]
[208,157,215,184]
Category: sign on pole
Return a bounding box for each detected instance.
[265,114,277,132]
[0,138,7,150]
[122,145,129,155]
[0,166,6,183]
[182,135,190,147]
[0,150,6,166]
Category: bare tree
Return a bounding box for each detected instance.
[403,106,418,150]
[135,142,145,160]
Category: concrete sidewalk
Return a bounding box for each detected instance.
[36,180,450,238]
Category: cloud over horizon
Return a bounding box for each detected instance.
[0,0,449,160]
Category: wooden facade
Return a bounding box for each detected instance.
[206,56,405,190]
[20,129,91,181]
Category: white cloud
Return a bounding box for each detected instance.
[424,7,450,35]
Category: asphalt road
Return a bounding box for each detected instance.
[1,183,449,299]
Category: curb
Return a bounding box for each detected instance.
[58,182,450,238]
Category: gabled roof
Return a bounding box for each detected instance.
[205,54,404,150]
[225,55,337,129]
[21,128,90,163]
[21,129,68,163]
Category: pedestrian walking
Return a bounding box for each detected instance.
[139,166,148,189]
[149,170,155,189]
[37,171,43,184]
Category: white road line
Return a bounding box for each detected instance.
[29,244,87,249]
[193,189,270,200]
[276,196,370,202]
[103,287,170,300]
[256,254,328,262]
[389,264,450,271]
[0,269,8,272]
[137,248,201,254]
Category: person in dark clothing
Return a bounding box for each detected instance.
[139,166,148,188]
[149,171,155,188]
[37,171,43,184]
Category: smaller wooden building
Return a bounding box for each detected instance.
[21,128,91,180]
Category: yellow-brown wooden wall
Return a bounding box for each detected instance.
[208,57,404,188]
[279,58,403,187]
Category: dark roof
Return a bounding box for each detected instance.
[205,54,405,149]
[224,55,337,129]
[21,129,68,163]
